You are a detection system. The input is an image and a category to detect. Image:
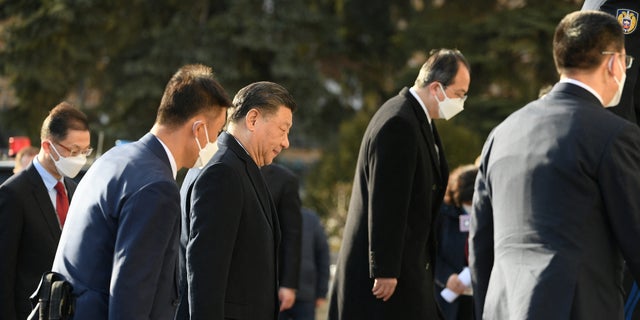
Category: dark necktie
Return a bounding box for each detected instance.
[431,121,440,165]
[54,181,69,227]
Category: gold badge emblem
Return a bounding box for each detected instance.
[617,9,638,34]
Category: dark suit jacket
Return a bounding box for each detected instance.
[52,133,181,320]
[0,164,76,320]
[470,82,640,319]
[582,0,640,125]
[328,87,448,320]
[179,132,281,320]
[262,163,302,290]
[434,204,472,319]
[296,208,330,303]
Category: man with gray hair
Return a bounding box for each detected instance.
[470,10,640,319]
[179,81,297,320]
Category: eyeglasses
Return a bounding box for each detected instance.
[602,51,634,69]
[53,142,93,157]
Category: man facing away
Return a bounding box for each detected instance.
[470,10,640,320]
[328,48,471,320]
[582,0,640,125]
[178,81,297,320]
[0,102,90,320]
[52,64,231,319]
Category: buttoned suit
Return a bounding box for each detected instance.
[178,132,281,320]
[0,164,76,320]
[470,83,640,319]
[52,133,181,320]
[328,87,448,320]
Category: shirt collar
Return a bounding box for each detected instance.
[154,136,177,179]
[231,134,250,155]
[33,156,62,190]
[409,87,433,125]
[559,78,604,105]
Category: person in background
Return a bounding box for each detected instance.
[470,10,640,319]
[0,102,90,320]
[582,0,640,125]
[434,164,478,320]
[52,64,231,319]
[179,81,297,320]
[279,208,330,320]
[328,48,471,320]
[581,3,640,319]
[13,146,39,174]
[262,163,303,313]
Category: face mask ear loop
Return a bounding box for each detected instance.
[48,141,62,159]
[203,124,211,144]
[435,83,446,103]
[608,56,615,74]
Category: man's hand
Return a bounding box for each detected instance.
[372,277,397,301]
[279,287,296,311]
[315,298,327,308]
[446,273,467,295]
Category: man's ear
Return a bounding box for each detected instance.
[429,81,442,99]
[245,108,260,130]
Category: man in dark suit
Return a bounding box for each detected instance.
[52,64,231,319]
[328,48,471,320]
[262,163,303,313]
[582,0,640,125]
[178,81,296,320]
[581,4,640,319]
[470,10,640,319]
[279,208,330,320]
[0,102,90,320]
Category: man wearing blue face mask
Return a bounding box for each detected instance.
[328,48,471,320]
[470,10,640,319]
[0,102,90,320]
[52,64,231,320]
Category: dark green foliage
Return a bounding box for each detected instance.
[0,0,583,239]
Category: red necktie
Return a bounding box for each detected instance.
[54,181,69,227]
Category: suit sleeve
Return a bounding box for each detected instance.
[187,163,242,319]
[277,173,302,289]
[434,208,460,286]
[368,117,418,278]
[469,136,495,319]
[108,180,180,319]
[598,124,640,282]
[580,0,608,10]
[0,185,21,319]
[313,214,330,299]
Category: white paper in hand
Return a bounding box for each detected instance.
[439,267,471,303]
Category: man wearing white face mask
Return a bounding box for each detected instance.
[470,11,640,319]
[51,64,231,320]
[0,101,90,320]
[328,48,471,320]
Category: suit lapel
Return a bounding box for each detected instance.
[405,90,443,181]
[248,164,275,229]
[221,133,277,234]
[25,165,62,237]
[431,121,448,184]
